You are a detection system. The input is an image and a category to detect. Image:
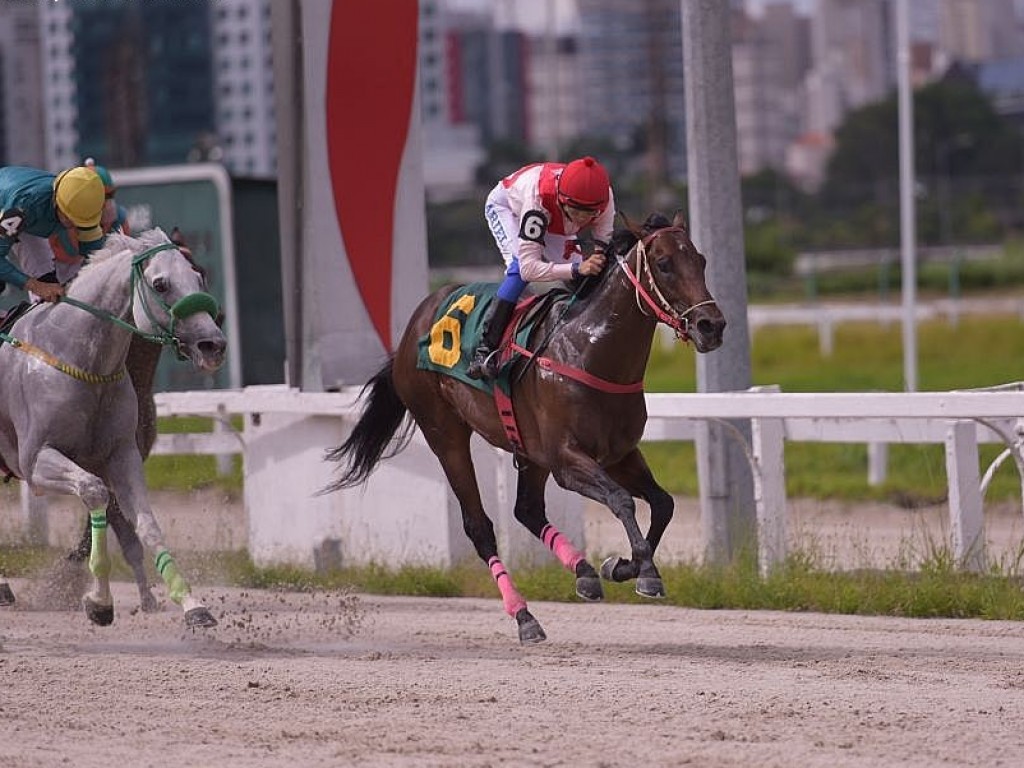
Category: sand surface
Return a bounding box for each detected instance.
[4,581,1024,767]
[4,488,1024,767]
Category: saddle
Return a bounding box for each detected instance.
[415,283,570,393]
[416,283,583,453]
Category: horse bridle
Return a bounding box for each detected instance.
[616,226,717,340]
[62,242,220,360]
[1,242,220,383]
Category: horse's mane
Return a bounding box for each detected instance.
[607,212,674,257]
[76,227,170,273]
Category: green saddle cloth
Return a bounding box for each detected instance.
[417,283,542,394]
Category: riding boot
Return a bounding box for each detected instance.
[466,298,516,380]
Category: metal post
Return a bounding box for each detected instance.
[897,0,918,392]
[681,1,755,564]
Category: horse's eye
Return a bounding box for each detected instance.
[655,257,673,275]
[152,277,168,293]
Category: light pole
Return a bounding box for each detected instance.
[896,0,917,392]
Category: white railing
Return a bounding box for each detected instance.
[151,384,1024,576]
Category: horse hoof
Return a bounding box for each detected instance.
[575,575,604,602]
[514,608,546,644]
[83,597,114,626]
[636,577,666,599]
[0,583,15,606]
[600,556,640,583]
[185,606,218,628]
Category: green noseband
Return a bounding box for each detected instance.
[170,291,219,320]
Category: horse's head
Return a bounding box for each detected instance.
[131,230,227,372]
[617,211,726,353]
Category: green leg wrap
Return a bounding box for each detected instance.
[154,549,190,605]
[88,510,110,580]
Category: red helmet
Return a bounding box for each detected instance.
[557,156,610,211]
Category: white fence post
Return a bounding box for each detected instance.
[749,385,787,576]
[945,419,985,572]
[868,442,888,486]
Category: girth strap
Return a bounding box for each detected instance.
[509,343,644,394]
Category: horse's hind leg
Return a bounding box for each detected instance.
[513,461,602,601]
[420,420,545,643]
[29,447,116,625]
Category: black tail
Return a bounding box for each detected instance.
[321,357,413,493]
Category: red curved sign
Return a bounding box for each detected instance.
[325,2,418,352]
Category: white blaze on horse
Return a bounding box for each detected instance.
[0,228,226,627]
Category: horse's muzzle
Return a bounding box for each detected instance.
[188,335,227,372]
[688,308,726,353]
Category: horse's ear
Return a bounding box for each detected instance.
[671,209,689,231]
[619,210,643,237]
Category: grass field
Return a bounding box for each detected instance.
[642,312,1024,503]
[143,312,1024,505]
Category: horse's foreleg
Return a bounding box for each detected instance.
[423,427,545,643]
[104,448,216,628]
[605,449,675,594]
[513,462,602,602]
[107,499,158,612]
[551,451,663,598]
[30,447,115,624]
[607,448,675,554]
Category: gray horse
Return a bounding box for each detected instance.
[0,228,226,627]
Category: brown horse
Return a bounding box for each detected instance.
[324,212,726,643]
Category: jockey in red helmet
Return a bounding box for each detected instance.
[467,156,615,380]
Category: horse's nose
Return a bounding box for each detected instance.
[198,336,227,363]
[694,312,726,351]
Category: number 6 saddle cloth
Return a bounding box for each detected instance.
[415,282,562,395]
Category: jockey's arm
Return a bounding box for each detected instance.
[517,240,574,283]
[0,239,33,290]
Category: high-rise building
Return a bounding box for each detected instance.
[526,34,581,159]
[37,0,275,176]
[939,0,1024,63]
[0,3,46,167]
[804,0,894,136]
[733,4,811,175]
[210,0,277,176]
[576,0,687,182]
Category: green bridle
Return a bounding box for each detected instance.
[61,242,220,360]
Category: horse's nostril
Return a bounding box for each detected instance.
[697,318,716,337]
[199,338,226,357]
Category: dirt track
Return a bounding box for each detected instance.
[3,579,1024,768]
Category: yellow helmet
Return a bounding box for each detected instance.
[53,166,105,242]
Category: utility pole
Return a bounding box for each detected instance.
[897,0,918,392]
[681,0,756,564]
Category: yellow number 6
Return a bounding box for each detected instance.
[428,293,477,368]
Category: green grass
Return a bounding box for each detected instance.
[9,545,1024,621]
[145,415,243,494]
[642,312,1024,503]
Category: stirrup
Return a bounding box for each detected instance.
[466,350,492,380]
[467,350,500,380]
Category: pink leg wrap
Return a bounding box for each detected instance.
[541,524,585,572]
[488,556,528,617]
